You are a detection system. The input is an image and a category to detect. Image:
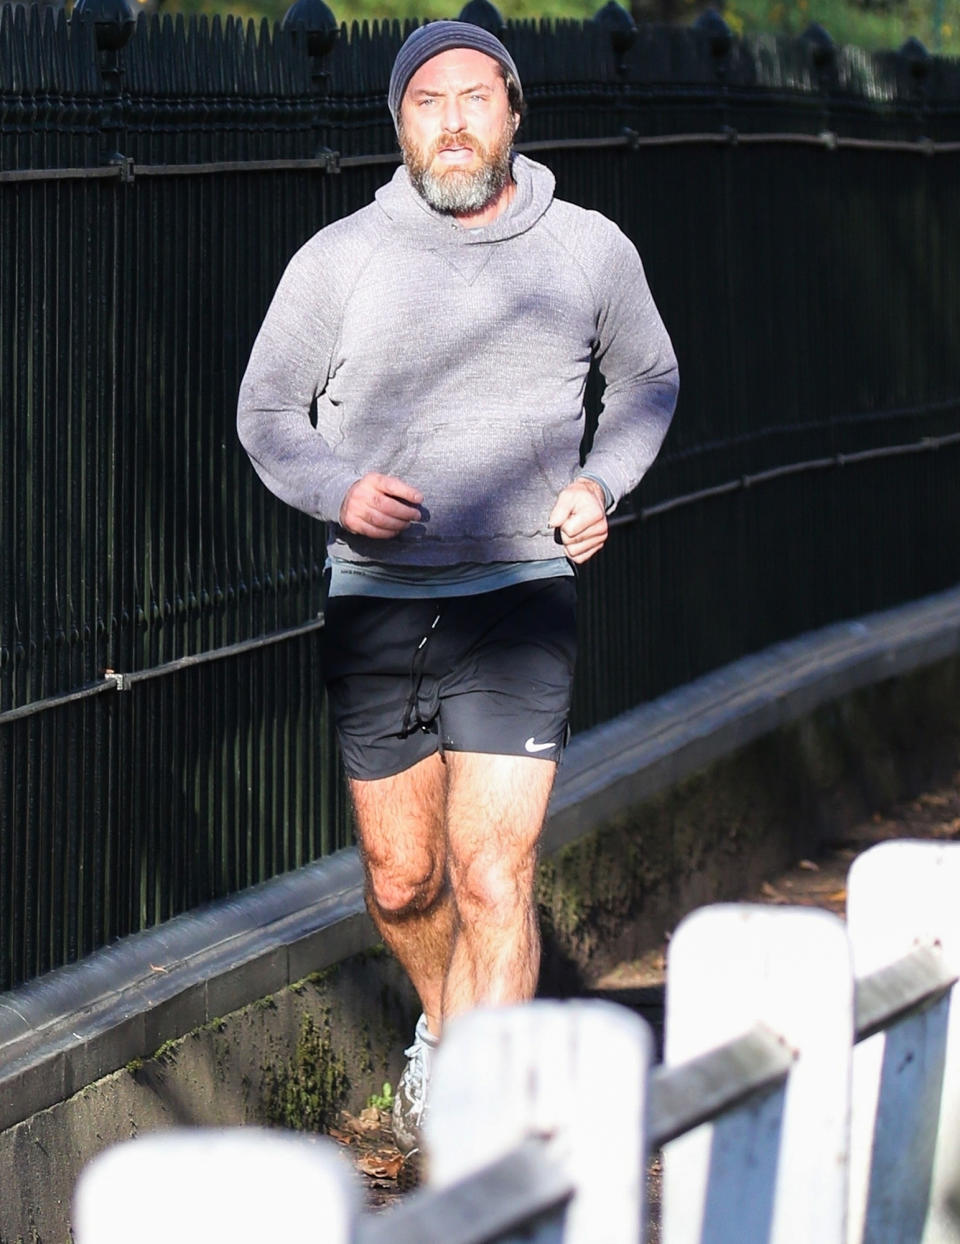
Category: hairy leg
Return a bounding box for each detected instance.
[351,752,454,1037]
[442,752,557,1021]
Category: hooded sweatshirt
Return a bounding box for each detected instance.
[237,154,678,567]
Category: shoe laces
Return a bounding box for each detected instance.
[401,1035,432,1098]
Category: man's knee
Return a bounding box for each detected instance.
[449,850,534,921]
[365,853,446,922]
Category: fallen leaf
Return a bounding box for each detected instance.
[357,1153,403,1180]
[339,1110,382,1136]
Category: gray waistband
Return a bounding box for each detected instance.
[326,557,574,599]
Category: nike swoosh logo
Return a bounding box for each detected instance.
[524,737,556,753]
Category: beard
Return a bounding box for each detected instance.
[400,119,515,215]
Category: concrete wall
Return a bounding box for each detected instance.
[0,952,417,1244]
[538,656,960,988]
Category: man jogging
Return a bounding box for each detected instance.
[237,20,678,1159]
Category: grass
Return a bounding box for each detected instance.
[726,0,960,54]
[366,1080,394,1111]
[139,0,960,65]
[149,0,609,23]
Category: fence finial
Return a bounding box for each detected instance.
[458,0,506,37]
[899,36,931,80]
[72,0,135,52]
[695,7,732,58]
[592,0,637,62]
[282,0,339,59]
[801,22,835,69]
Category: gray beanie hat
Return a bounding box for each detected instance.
[388,21,522,128]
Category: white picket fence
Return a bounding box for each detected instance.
[73,839,960,1244]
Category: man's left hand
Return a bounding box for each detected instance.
[548,478,609,565]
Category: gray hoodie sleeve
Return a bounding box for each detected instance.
[237,239,360,523]
[577,218,679,506]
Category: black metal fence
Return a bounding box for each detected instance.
[1,0,959,991]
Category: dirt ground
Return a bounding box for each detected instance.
[328,763,960,1217]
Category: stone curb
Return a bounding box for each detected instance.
[1,585,958,1133]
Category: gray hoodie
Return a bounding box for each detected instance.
[237,154,678,566]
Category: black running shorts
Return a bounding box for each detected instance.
[321,577,577,781]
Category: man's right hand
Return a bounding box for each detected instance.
[338,474,424,539]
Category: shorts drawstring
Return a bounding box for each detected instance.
[400,606,443,737]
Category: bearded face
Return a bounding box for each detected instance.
[399,112,516,216]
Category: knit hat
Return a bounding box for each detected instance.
[388,21,522,129]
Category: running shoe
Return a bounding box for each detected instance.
[392,1014,437,1156]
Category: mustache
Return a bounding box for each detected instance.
[431,133,482,156]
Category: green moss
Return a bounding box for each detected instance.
[261,1014,350,1134]
[289,966,336,995]
[150,1038,180,1065]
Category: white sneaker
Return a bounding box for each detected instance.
[392,1014,437,1156]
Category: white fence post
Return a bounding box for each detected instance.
[846,840,960,1244]
[72,1127,358,1243]
[662,904,854,1244]
[425,999,653,1244]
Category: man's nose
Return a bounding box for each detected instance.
[441,97,466,132]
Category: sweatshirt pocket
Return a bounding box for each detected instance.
[388,418,578,543]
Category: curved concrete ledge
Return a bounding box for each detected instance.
[2,584,959,1133]
[547,584,960,851]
